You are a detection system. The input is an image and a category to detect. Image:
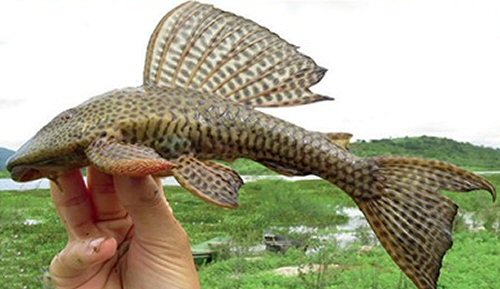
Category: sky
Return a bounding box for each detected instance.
[0,0,499,151]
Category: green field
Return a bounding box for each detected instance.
[0,170,10,178]
[1,175,499,289]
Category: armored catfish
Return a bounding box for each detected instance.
[6,2,496,289]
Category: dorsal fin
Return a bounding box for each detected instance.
[325,132,353,150]
[143,1,333,107]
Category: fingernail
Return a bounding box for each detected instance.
[87,237,106,255]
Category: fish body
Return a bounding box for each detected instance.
[6,2,496,289]
[9,85,352,188]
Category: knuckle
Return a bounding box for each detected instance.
[54,193,89,207]
[124,187,165,209]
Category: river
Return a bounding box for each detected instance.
[1,171,498,191]
[0,175,323,191]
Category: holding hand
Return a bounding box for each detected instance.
[48,167,200,289]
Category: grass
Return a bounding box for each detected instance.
[0,170,10,178]
[1,175,499,288]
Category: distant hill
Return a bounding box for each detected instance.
[0,147,14,170]
[350,136,500,171]
[230,136,500,174]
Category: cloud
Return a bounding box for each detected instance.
[0,139,22,150]
[0,99,23,109]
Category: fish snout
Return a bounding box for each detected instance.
[7,154,43,182]
[8,164,43,182]
[6,138,45,182]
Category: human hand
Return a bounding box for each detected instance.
[47,167,200,289]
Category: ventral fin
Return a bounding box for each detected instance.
[172,155,243,208]
[144,1,332,107]
[85,139,175,177]
[325,132,352,150]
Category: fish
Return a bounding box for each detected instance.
[6,2,496,289]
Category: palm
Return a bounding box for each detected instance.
[48,167,199,289]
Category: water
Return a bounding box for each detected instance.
[0,177,180,191]
[307,207,377,249]
[477,171,500,175]
[266,207,376,251]
[2,170,497,191]
[0,175,321,191]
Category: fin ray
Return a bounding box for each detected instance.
[348,156,496,289]
[172,156,243,208]
[144,1,332,107]
[85,139,175,177]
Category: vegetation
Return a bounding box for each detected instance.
[0,170,10,178]
[1,136,499,287]
[1,175,499,288]
[228,136,500,175]
[351,136,500,171]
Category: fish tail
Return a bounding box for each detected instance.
[343,156,496,289]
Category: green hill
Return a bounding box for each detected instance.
[230,136,500,174]
[0,147,14,170]
[350,136,500,171]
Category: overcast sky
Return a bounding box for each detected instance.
[0,0,499,150]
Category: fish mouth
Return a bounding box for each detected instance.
[9,165,43,182]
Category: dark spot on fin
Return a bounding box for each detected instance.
[351,156,496,289]
[143,1,333,108]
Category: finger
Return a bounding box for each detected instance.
[87,166,127,221]
[50,237,117,282]
[51,169,95,239]
[113,175,175,237]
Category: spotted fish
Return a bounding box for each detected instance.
[6,2,496,289]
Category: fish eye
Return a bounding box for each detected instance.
[54,109,75,122]
[60,113,72,121]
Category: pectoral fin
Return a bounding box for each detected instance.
[172,156,243,208]
[86,139,175,177]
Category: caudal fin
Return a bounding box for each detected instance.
[350,157,496,289]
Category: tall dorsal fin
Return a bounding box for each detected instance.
[143,1,333,107]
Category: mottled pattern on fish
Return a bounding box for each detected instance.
[6,2,496,289]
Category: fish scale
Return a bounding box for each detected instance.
[6,2,496,289]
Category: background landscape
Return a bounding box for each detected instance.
[1,1,498,288]
[1,136,499,289]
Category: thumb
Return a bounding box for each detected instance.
[50,237,117,285]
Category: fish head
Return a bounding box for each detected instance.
[7,106,94,182]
